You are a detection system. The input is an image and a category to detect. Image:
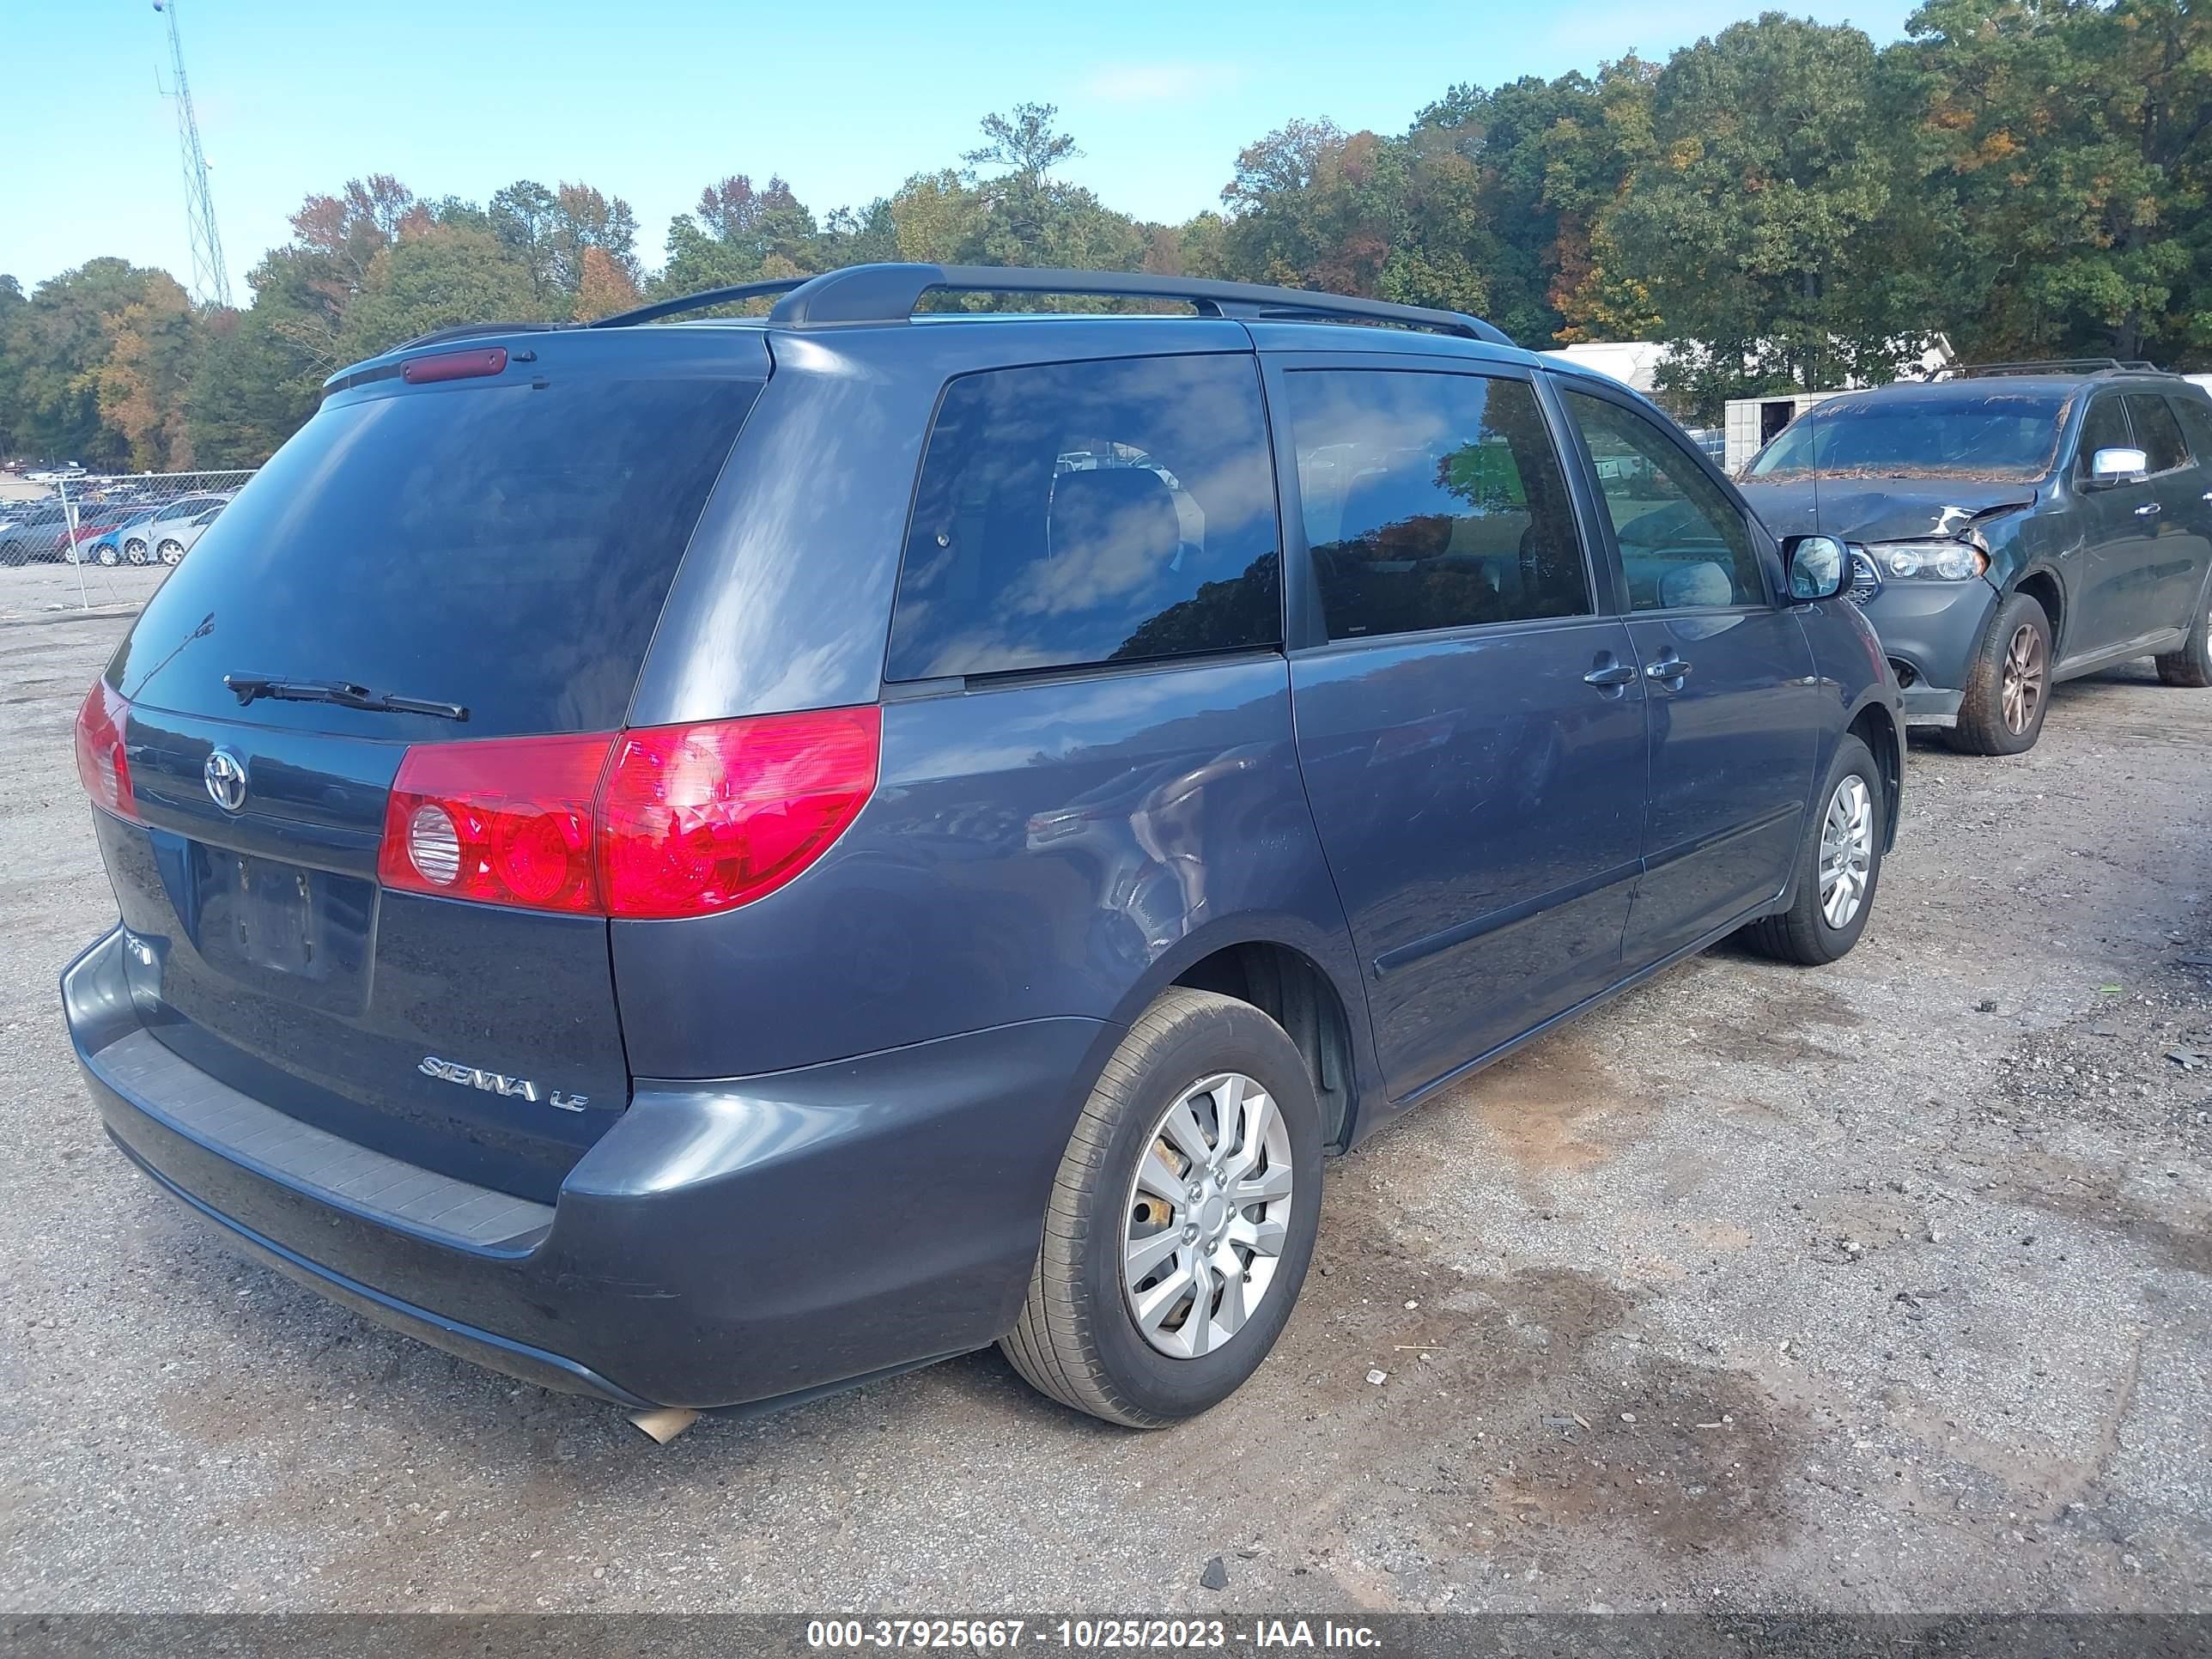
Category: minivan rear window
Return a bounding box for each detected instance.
[112,373,761,736]
[885,354,1281,680]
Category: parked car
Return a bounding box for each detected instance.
[0,500,77,564]
[1737,362,2212,753]
[153,501,228,565]
[82,494,234,566]
[62,264,1903,1427]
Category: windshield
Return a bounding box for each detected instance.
[1747,391,2067,483]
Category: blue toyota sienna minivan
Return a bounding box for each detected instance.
[63,264,1902,1427]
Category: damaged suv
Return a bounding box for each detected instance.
[63,264,1900,1428]
[1738,362,2212,754]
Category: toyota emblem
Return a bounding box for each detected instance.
[204,747,248,812]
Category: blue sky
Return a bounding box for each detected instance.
[3,0,1919,301]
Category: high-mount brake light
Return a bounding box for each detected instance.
[373,707,881,919]
[74,679,137,822]
[401,347,507,385]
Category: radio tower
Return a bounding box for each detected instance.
[153,1,233,308]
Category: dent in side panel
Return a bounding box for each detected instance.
[611,656,1353,1079]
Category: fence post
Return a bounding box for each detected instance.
[58,478,90,611]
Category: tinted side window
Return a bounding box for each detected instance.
[2077,395,2133,472]
[1564,390,1765,611]
[2124,394,2191,473]
[885,356,1280,680]
[1279,370,1589,641]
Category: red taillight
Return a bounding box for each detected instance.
[401,347,507,384]
[378,732,611,914]
[74,679,137,821]
[373,706,881,920]
[598,706,881,919]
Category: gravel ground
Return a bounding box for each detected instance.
[0,597,2206,1615]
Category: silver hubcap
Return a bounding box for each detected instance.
[1819,774,1875,930]
[2001,622,2045,734]
[1122,1072,1293,1359]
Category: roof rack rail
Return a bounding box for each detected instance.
[585,276,811,329]
[1953,358,2166,379]
[590,263,1514,346]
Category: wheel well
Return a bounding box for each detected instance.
[1848,705,1901,848]
[2015,569,2063,654]
[1172,942,1356,1148]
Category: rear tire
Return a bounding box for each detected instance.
[1742,735,1884,966]
[2154,595,2212,688]
[157,539,185,566]
[1000,988,1323,1427]
[1948,591,2051,755]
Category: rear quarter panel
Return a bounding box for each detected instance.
[610,657,1370,1085]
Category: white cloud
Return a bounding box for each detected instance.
[1083,62,1244,104]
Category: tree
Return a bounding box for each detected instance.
[656,174,822,300]
[185,303,318,468]
[1908,0,2212,362]
[337,225,540,362]
[574,245,642,320]
[0,276,25,459]
[3,259,185,469]
[97,270,200,470]
[963,102,1081,194]
[1595,15,1936,416]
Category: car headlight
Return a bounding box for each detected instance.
[1863,539,1989,581]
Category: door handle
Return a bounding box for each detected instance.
[2136,501,2162,517]
[1645,653,1692,684]
[1583,661,1638,689]
[2201,490,2212,502]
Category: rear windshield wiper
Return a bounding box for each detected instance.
[223,673,469,721]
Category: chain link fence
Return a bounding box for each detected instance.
[0,468,255,612]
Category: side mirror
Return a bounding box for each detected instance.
[2086,446,2150,489]
[1784,533,1850,602]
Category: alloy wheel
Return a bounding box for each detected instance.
[1818,774,1875,931]
[1121,1072,1294,1359]
[158,541,185,566]
[2001,623,2045,734]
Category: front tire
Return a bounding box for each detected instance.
[1948,591,2051,755]
[2154,594,2212,688]
[1000,988,1323,1427]
[1743,735,1885,966]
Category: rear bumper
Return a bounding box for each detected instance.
[64,928,1106,1410]
[1857,577,1999,727]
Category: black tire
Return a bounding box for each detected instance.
[1742,734,1885,966]
[157,539,185,566]
[97,543,121,568]
[1000,988,1324,1427]
[1948,590,2052,755]
[125,539,149,567]
[2154,591,2212,688]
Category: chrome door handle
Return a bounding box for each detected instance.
[2201,490,2212,501]
[1583,661,1638,689]
[1645,654,1692,683]
[2136,501,2162,517]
